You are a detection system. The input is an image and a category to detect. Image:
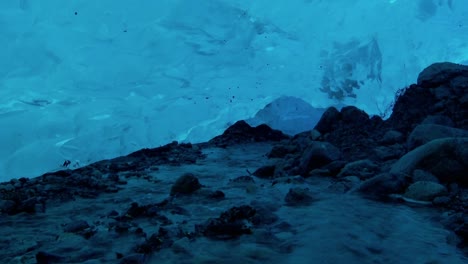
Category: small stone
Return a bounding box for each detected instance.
[108,210,119,217]
[284,187,314,206]
[251,206,279,226]
[331,176,361,193]
[337,159,378,180]
[170,173,202,196]
[230,176,255,184]
[253,165,276,179]
[374,146,402,161]
[207,190,225,200]
[64,220,90,233]
[36,251,63,264]
[245,184,257,194]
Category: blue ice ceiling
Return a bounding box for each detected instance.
[0,0,467,180]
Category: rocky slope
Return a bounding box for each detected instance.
[0,62,467,263]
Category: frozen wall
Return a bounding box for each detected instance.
[0,0,467,181]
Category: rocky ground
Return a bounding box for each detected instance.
[0,62,467,263]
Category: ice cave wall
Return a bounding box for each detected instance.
[0,0,467,181]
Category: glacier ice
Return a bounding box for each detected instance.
[0,0,468,181]
[246,96,327,136]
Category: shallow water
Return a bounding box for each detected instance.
[282,194,466,264]
[1,143,466,263]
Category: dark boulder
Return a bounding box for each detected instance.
[352,173,410,200]
[170,173,202,196]
[388,62,468,133]
[298,141,341,176]
[209,120,289,147]
[314,107,341,134]
[417,62,468,88]
[253,165,276,179]
[391,137,468,186]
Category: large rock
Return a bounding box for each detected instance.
[284,187,315,206]
[403,181,447,202]
[387,62,468,133]
[314,107,341,134]
[208,120,289,147]
[391,137,468,186]
[417,62,468,88]
[314,106,372,134]
[313,106,383,161]
[352,173,409,200]
[407,124,468,150]
[298,141,341,176]
[170,173,202,196]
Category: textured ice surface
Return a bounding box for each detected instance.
[246,96,326,135]
[1,0,467,180]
